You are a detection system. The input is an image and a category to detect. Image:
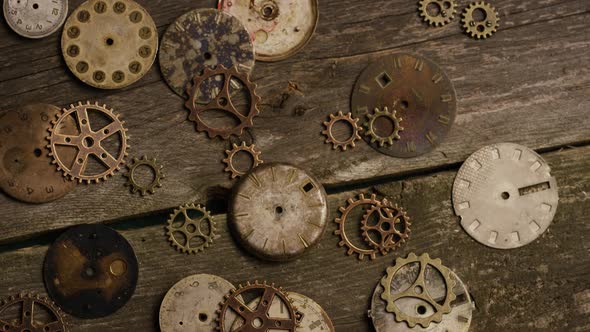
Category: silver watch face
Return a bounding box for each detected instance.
[3,0,68,38]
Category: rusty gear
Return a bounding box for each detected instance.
[185,65,261,140]
[361,199,411,254]
[364,107,404,147]
[123,155,164,195]
[166,203,216,254]
[223,142,263,179]
[0,293,68,332]
[462,2,500,39]
[322,111,363,151]
[380,253,456,328]
[418,0,457,27]
[334,193,382,260]
[46,101,129,183]
[216,280,297,332]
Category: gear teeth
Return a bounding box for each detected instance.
[322,111,362,151]
[334,193,381,260]
[223,142,263,179]
[166,203,216,254]
[462,1,499,39]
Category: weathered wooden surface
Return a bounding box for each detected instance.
[0,0,589,331]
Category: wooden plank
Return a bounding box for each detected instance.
[0,145,587,331]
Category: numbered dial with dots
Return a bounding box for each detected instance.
[351,53,457,158]
[61,0,158,89]
[3,0,68,39]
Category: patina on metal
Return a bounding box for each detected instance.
[43,224,139,319]
[0,293,68,332]
[351,53,457,158]
[3,0,68,39]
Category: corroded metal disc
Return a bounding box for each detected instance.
[229,163,328,261]
[351,53,457,158]
[219,0,318,62]
[0,104,76,203]
[159,8,255,97]
[453,143,559,249]
[61,0,158,89]
[159,274,238,332]
[43,224,139,318]
[3,0,68,38]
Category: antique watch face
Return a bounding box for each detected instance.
[351,53,457,158]
[3,0,68,39]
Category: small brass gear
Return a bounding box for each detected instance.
[322,111,363,151]
[364,107,404,147]
[123,155,164,195]
[0,293,68,331]
[222,142,263,179]
[418,0,457,26]
[380,253,456,328]
[166,203,216,254]
[462,1,500,39]
[361,199,411,254]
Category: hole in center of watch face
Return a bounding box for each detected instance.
[204,52,213,60]
[400,100,409,109]
[472,8,487,22]
[501,192,510,200]
[84,267,96,277]
[275,206,284,215]
[252,317,264,328]
[426,2,441,16]
[32,3,39,9]
[198,313,208,322]
[34,148,42,157]
[373,116,395,138]
[106,38,115,46]
[331,120,354,143]
[83,136,95,148]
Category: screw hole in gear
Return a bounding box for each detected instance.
[462,2,500,39]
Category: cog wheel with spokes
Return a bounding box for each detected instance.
[166,203,216,254]
[123,155,164,195]
[462,1,500,39]
[418,0,457,27]
[361,199,411,254]
[0,293,68,332]
[364,107,404,147]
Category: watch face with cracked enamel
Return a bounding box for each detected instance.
[3,0,68,38]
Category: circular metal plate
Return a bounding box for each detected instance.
[61,0,158,89]
[3,0,68,39]
[370,270,474,332]
[230,163,328,261]
[159,8,255,97]
[452,143,559,249]
[159,274,238,332]
[0,104,76,203]
[351,53,457,158]
[219,0,318,62]
[43,224,139,318]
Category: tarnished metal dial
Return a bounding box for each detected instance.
[159,274,239,332]
[3,0,68,39]
[0,104,76,203]
[230,163,328,261]
[61,0,158,89]
[219,0,318,62]
[351,53,457,158]
[453,143,559,249]
[43,224,139,318]
[159,8,255,97]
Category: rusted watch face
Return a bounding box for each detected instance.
[351,53,457,158]
[3,0,68,39]
[0,104,76,203]
[43,224,139,318]
[229,163,328,261]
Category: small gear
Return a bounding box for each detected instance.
[334,193,382,260]
[223,142,263,179]
[185,65,261,140]
[123,155,164,195]
[0,293,68,331]
[216,280,297,332]
[462,1,500,39]
[166,203,216,254]
[361,199,411,254]
[322,111,363,151]
[46,101,129,183]
[418,0,457,26]
[364,107,404,147]
[380,253,456,328]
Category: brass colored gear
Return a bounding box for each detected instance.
[223,142,263,179]
[380,253,456,328]
[123,155,164,195]
[418,0,457,26]
[364,107,404,147]
[322,111,363,151]
[166,203,216,254]
[462,1,500,39]
[46,101,129,183]
[0,293,68,332]
[216,280,297,332]
[185,65,261,140]
[361,199,411,254]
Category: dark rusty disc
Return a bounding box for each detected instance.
[43,224,139,319]
[0,104,76,203]
[351,53,457,158]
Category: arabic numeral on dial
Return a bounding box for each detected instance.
[52,8,59,16]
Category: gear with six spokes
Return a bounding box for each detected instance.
[223,142,263,179]
[0,293,68,332]
[462,1,500,39]
[123,155,164,195]
[418,0,457,27]
[166,203,216,254]
[322,111,363,151]
[364,107,404,147]
[361,199,411,254]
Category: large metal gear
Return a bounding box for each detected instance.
[380,253,456,328]
[462,1,500,39]
[418,0,457,27]
[3,0,68,39]
[0,293,68,332]
[361,200,411,254]
[364,106,404,147]
[166,203,216,254]
[223,142,263,179]
[322,111,363,151]
[46,101,129,183]
[185,65,261,140]
[123,155,164,195]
